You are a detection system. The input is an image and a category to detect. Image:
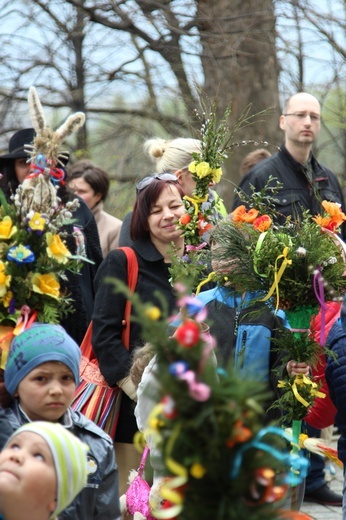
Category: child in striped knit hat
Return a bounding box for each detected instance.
[0,421,89,520]
[2,323,121,520]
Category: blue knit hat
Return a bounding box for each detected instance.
[4,323,81,396]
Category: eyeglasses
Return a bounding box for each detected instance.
[136,173,178,193]
[283,112,321,121]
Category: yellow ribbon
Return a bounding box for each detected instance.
[259,246,292,311]
[195,271,216,296]
[184,194,209,216]
[278,374,326,407]
[152,423,187,518]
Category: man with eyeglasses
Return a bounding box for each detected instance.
[232,92,346,240]
[232,93,344,507]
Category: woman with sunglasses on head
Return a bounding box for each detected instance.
[119,137,227,247]
[92,174,185,494]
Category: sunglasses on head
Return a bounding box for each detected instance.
[136,173,178,193]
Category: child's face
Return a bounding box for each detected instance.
[0,431,57,519]
[16,361,76,422]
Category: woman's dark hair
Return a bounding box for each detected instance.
[0,162,19,200]
[130,179,183,241]
[67,159,110,201]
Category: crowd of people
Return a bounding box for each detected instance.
[0,90,346,520]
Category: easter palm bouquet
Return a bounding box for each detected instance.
[209,192,346,457]
[107,278,310,520]
[0,86,87,367]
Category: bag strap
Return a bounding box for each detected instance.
[118,247,139,349]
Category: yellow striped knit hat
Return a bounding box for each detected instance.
[5,421,89,519]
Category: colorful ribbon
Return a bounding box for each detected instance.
[184,194,208,215]
[185,242,207,252]
[195,271,215,296]
[313,265,326,345]
[259,246,292,311]
[253,232,269,277]
[278,374,326,408]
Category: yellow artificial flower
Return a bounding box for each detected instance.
[28,212,46,232]
[0,262,11,297]
[188,161,197,173]
[0,216,17,239]
[190,463,206,479]
[2,290,13,308]
[211,167,222,184]
[32,273,60,299]
[144,306,161,321]
[46,233,71,264]
[195,161,212,179]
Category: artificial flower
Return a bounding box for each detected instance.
[27,212,46,232]
[145,306,161,321]
[230,205,247,222]
[175,320,200,347]
[1,290,13,309]
[46,233,71,264]
[195,161,212,179]
[31,273,60,299]
[0,262,11,297]
[0,216,17,239]
[253,215,272,232]
[197,215,213,235]
[241,208,259,223]
[179,213,192,226]
[212,167,222,184]
[7,245,35,264]
[190,463,206,479]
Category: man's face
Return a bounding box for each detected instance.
[279,94,321,148]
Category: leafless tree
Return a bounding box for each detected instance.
[0,0,345,210]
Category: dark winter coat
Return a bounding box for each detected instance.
[232,144,346,240]
[325,319,346,464]
[92,238,177,442]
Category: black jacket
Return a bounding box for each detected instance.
[61,197,103,345]
[92,238,177,441]
[232,144,346,240]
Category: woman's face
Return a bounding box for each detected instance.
[176,167,196,197]
[14,158,31,184]
[147,184,185,247]
[68,177,102,210]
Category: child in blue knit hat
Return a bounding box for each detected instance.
[3,323,121,520]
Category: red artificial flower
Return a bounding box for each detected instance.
[253,214,272,232]
[180,213,192,226]
[174,320,200,347]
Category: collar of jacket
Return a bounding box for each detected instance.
[280,143,322,175]
[133,237,164,262]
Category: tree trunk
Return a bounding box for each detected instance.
[197,0,281,208]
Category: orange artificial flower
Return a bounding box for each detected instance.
[253,215,272,232]
[227,420,252,448]
[322,200,346,219]
[179,213,192,226]
[241,208,259,223]
[230,205,247,222]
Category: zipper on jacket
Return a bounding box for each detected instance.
[234,310,240,338]
[237,330,247,369]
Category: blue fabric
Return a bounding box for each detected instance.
[5,323,81,395]
[325,319,346,464]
